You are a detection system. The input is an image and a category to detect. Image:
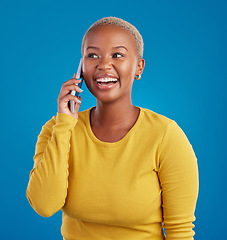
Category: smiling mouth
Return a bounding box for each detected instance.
[96,77,118,85]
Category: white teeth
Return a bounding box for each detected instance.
[96,78,118,83]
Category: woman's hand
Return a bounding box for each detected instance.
[57,73,83,119]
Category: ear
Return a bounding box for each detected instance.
[135,58,145,76]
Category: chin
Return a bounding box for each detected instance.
[96,95,120,104]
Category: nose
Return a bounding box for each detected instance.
[97,57,112,71]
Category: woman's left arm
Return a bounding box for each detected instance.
[158,121,199,240]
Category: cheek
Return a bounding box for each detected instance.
[82,61,90,76]
[119,60,137,78]
[82,62,93,82]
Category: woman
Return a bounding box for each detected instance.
[26,17,199,240]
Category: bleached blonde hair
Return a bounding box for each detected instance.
[81,17,144,59]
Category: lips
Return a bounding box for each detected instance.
[94,74,119,90]
[96,77,118,85]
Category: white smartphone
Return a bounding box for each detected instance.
[70,58,83,113]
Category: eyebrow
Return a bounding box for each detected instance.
[113,46,128,51]
[86,46,128,51]
[86,46,99,50]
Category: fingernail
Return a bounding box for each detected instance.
[78,99,81,103]
[80,89,83,92]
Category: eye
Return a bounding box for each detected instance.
[113,53,123,58]
[87,53,99,58]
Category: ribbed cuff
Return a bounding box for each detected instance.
[55,112,78,131]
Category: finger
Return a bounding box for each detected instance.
[60,85,83,99]
[63,78,81,86]
[68,84,83,93]
[59,80,82,95]
[61,94,82,104]
[74,96,82,112]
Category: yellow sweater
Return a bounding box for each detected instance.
[26,107,199,240]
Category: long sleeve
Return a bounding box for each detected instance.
[158,121,199,240]
[26,112,77,217]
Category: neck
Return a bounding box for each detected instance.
[92,98,139,129]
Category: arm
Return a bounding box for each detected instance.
[158,121,199,239]
[26,113,77,217]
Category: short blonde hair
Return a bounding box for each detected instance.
[81,17,144,59]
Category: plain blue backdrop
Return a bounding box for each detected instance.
[0,0,226,239]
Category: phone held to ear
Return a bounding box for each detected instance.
[70,58,83,113]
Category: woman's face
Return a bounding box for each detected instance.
[82,25,144,104]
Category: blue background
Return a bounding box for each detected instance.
[0,0,226,239]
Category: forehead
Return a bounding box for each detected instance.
[84,25,137,52]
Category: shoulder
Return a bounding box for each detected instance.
[138,107,189,145]
[139,108,196,161]
[139,107,174,130]
[78,108,91,120]
[135,107,178,146]
[77,107,93,126]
